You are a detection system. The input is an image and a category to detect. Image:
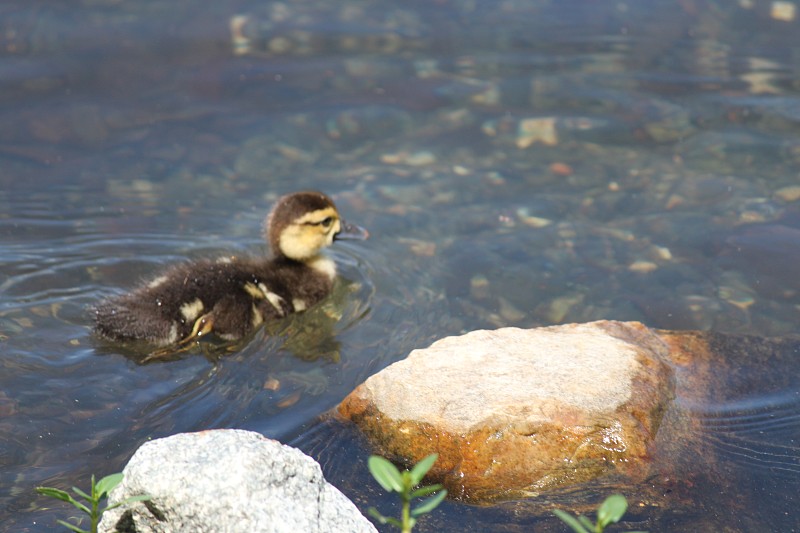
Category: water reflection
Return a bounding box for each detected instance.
[2,0,800,530]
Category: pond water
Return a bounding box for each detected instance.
[2,0,800,531]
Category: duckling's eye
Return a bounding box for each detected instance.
[320,217,334,228]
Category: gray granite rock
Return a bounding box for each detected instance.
[99,429,376,533]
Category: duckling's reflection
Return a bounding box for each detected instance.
[257,278,364,364]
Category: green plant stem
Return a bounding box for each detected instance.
[400,476,411,533]
[91,491,99,533]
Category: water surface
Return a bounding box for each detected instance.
[2,1,800,531]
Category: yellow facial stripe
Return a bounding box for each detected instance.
[278,207,341,260]
[294,207,339,226]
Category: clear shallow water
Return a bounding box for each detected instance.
[2,0,800,531]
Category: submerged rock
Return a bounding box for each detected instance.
[98,429,376,533]
[337,320,675,503]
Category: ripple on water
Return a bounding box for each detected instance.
[0,214,377,524]
[693,392,800,479]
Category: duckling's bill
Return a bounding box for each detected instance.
[335,220,369,241]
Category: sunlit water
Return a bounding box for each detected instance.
[2,1,800,531]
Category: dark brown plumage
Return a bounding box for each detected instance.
[93,191,367,351]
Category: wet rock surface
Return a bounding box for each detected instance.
[338,320,675,503]
[336,321,800,531]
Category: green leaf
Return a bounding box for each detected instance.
[577,515,595,530]
[71,486,91,502]
[367,507,389,524]
[56,519,88,533]
[597,494,628,527]
[37,487,90,515]
[368,456,403,493]
[553,509,592,533]
[410,484,444,499]
[106,494,152,511]
[386,517,403,528]
[95,473,124,499]
[408,516,417,529]
[411,489,447,517]
[368,507,402,528]
[36,487,74,504]
[367,508,402,529]
[409,453,438,485]
[125,493,153,502]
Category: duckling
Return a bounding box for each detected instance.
[93,191,368,353]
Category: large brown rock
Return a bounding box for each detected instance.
[337,320,675,503]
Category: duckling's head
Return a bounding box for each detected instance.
[265,191,367,261]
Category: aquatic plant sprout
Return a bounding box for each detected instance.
[36,473,150,533]
[367,453,448,532]
[554,494,647,533]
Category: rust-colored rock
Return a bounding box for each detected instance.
[337,320,675,503]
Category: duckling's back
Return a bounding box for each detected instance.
[94,256,333,347]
